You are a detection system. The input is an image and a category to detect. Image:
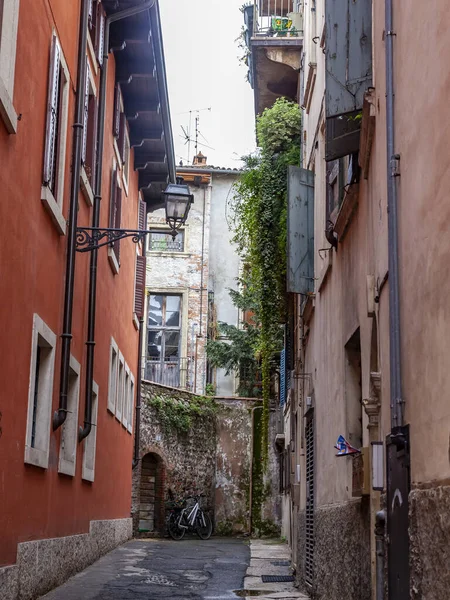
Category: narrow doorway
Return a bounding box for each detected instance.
[139,453,164,534]
[305,413,315,585]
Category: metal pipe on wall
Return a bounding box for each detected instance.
[53,0,90,431]
[133,315,145,467]
[79,0,156,442]
[385,0,404,430]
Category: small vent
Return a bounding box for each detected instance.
[261,575,295,583]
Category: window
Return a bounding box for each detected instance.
[148,230,185,253]
[81,62,98,206]
[58,356,80,477]
[107,164,122,273]
[326,158,344,222]
[122,125,130,192]
[107,338,118,413]
[0,0,20,132]
[24,314,57,469]
[41,34,70,235]
[88,0,105,65]
[146,295,182,386]
[82,382,98,482]
[134,253,146,320]
[127,374,134,434]
[116,352,124,422]
[123,365,130,429]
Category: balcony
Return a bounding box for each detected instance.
[144,357,191,390]
[243,1,303,116]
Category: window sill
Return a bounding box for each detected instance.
[58,458,75,477]
[41,186,66,235]
[80,166,94,207]
[108,246,120,274]
[82,467,95,483]
[0,76,17,134]
[147,251,191,258]
[113,139,122,170]
[87,34,98,77]
[334,182,360,242]
[303,62,317,114]
[317,250,333,293]
[133,313,140,330]
[122,174,129,197]
[24,446,49,469]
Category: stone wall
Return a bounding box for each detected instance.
[303,499,371,600]
[134,382,279,537]
[0,518,131,600]
[409,484,450,600]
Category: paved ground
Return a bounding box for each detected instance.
[41,537,309,600]
[41,537,250,600]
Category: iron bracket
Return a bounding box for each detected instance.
[76,227,149,252]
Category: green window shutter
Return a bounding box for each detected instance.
[325,0,373,161]
[287,166,314,295]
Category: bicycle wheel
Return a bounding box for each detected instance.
[196,511,212,540]
[168,513,185,540]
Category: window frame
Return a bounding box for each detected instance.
[82,381,99,482]
[0,0,20,133]
[58,355,81,477]
[80,61,97,207]
[148,229,185,254]
[107,337,119,414]
[115,351,125,422]
[41,33,70,235]
[24,314,57,469]
[147,293,182,366]
[107,161,122,274]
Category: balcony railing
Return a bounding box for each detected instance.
[247,0,303,39]
[144,357,191,390]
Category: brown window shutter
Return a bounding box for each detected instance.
[118,112,126,164]
[82,60,90,164]
[96,5,106,65]
[85,95,98,188]
[114,175,122,263]
[109,166,117,229]
[113,84,121,138]
[138,199,146,232]
[134,255,146,318]
[43,35,62,190]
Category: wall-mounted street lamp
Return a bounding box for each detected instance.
[163,177,194,239]
[75,178,193,252]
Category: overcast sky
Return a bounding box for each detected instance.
[159,0,256,168]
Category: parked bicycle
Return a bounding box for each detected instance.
[166,494,212,540]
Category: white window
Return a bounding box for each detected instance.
[122,365,130,429]
[58,356,80,477]
[24,314,57,469]
[127,372,135,434]
[116,352,125,422]
[107,337,118,413]
[122,125,130,194]
[0,0,20,133]
[82,381,98,482]
[41,33,70,235]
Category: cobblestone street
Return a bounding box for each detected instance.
[41,538,249,600]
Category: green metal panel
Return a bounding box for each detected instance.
[287,166,314,295]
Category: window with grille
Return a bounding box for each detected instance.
[148,230,185,253]
[305,414,315,585]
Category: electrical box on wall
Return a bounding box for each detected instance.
[306,396,312,407]
[352,447,370,497]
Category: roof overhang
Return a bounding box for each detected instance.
[103,0,176,211]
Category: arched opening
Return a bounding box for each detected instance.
[138,452,165,535]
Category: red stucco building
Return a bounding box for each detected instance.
[0,1,175,598]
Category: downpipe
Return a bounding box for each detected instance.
[54,0,90,431]
[79,0,156,442]
[375,510,386,600]
[132,315,145,468]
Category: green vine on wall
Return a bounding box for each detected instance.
[147,394,217,434]
[231,98,301,465]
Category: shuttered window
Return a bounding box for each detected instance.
[43,35,63,194]
[109,166,122,264]
[89,0,105,65]
[138,199,146,232]
[118,112,127,164]
[81,61,91,165]
[305,414,315,584]
[82,64,98,191]
[113,84,121,138]
[287,166,315,295]
[134,254,146,319]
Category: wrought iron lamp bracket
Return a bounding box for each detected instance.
[76,227,149,252]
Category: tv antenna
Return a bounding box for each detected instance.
[179,107,213,164]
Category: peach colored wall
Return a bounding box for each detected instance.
[0,0,139,566]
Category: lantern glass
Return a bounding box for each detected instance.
[163,182,193,233]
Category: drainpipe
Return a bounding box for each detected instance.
[385,0,404,430]
[133,315,145,468]
[375,510,386,600]
[79,0,156,441]
[193,185,207,393]
[54,0,90,431]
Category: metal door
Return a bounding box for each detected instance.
[305,414,315,585]
[386,425,410,599]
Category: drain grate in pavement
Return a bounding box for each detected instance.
[270,560,291,566]
[261,575,295,583]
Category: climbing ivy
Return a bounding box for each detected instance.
[231,98,301,464]
[147,394,217,434]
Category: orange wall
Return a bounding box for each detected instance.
[0,0,140,565]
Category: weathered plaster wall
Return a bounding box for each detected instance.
[144,184,211,395]
[208,173,241,397]
[409,485,450,600]
[214,399,256,535]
